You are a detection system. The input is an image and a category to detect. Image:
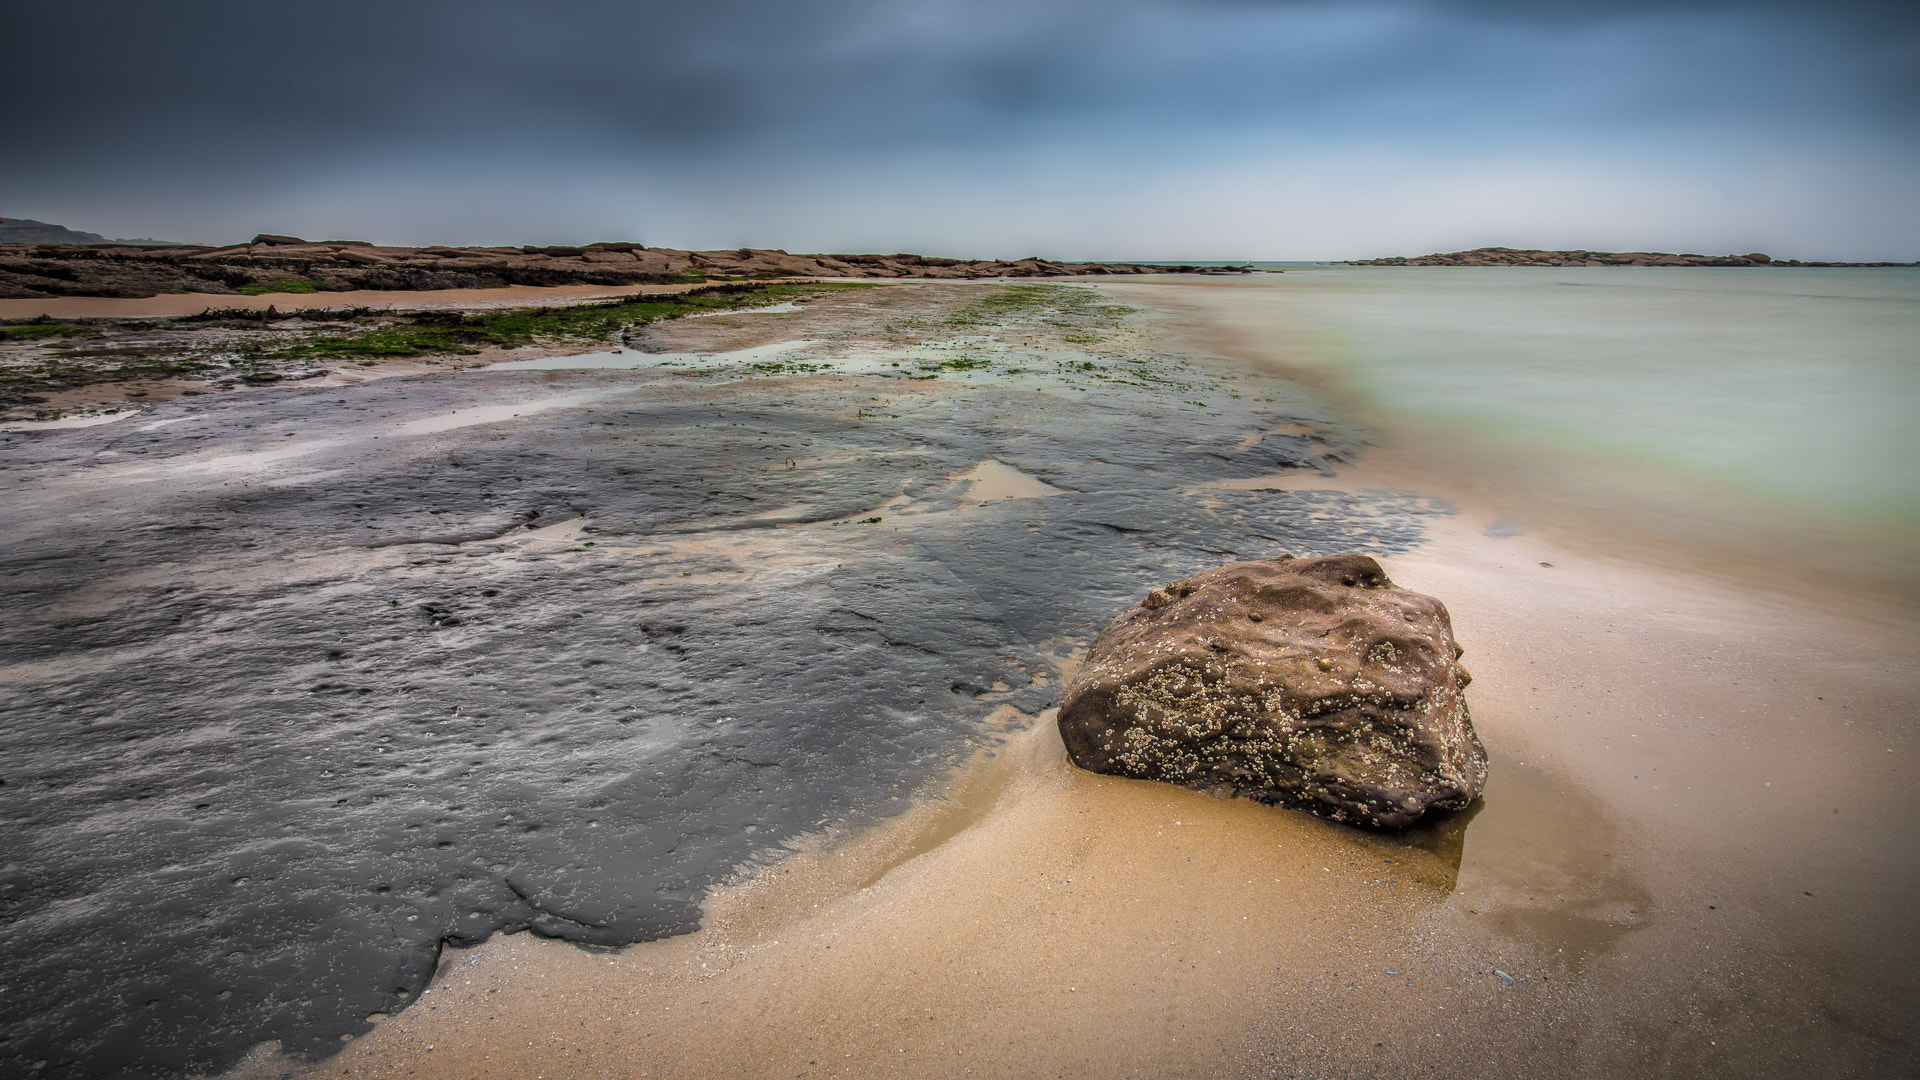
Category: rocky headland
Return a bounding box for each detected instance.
[1352,246,1916,267]
[0,216,187,248]
[0,233,1232,300]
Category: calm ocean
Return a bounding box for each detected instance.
[1176,267,1920,588]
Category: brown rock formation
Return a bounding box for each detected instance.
[1056,554,1486,829]
[0,236,1235,300]
[1352,247,1916,268]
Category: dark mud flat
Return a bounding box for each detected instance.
[0,285,1448,1078]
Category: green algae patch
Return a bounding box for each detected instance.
[0,323,90,341]
[238,278,323,296]
[916,355,991,373]
[255,282,869,363]
[945,283,1132,330]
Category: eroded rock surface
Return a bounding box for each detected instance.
[1057,554,1485,828]
[0,285,1452,1079]
[0,237,1241,299]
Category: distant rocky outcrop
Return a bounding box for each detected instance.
[1057,554,1486,829]
[0,234,1233,299]
[0,218,111,246]
[1352,247,1915,268]
[0,217,186,248]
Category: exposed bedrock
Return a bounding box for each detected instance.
[0,364,1452,1078]
[0,238,1242,299]
[1057,553,1486,828]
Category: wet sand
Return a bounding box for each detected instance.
[297,287,1919,1079]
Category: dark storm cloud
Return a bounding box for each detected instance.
[4,0,1916,251]
[11,1,1916,159]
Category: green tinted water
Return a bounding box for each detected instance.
[1230,267,1920,530]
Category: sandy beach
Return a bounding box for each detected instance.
[1,278,1911,1080]
[291,476,1919,1080]
[253,281,1917,1079]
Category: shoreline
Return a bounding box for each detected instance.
[290,452,1920,1080]
[4,276,1909,1077]
[1095,275,1920,620]
[276,282,1918,1079]
[11,278,1376,1076]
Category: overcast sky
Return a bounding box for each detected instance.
[6,0,1916,259]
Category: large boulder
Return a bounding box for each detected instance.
[1057,554,1486,828]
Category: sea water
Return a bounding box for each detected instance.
[1168,267,1920,589]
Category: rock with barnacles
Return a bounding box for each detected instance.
[1057,553,1486,828]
